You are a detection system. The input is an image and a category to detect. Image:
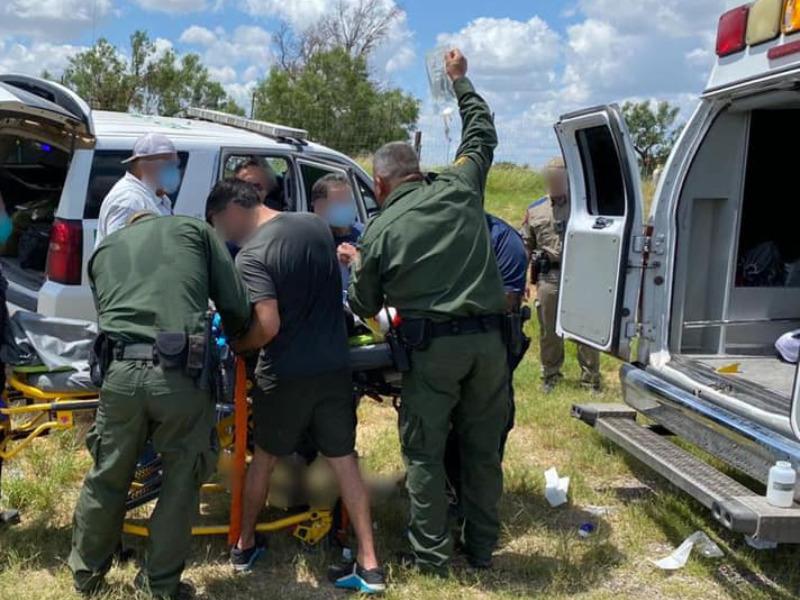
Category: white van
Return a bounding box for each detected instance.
[0,74,377,319]
[560,0,800,544]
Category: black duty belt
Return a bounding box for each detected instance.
[113,343,155,361]
[428,314,504,339]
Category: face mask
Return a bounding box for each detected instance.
[326,201,357,228]
[158,164,182,195]
[0,212,12,246]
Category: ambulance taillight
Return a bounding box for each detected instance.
[717,5,750,57]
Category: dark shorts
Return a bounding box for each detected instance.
[252,369,356,458]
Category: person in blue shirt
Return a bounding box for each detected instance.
[486,213,528,313]
[311,174,364,292]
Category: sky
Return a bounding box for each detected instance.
[0,0,738,166]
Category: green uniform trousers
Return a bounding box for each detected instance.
[68,360,217,598]
[400,330,510,572]
[535,277,600,384]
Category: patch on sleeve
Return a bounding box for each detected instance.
[529,196,548,209]
[453,155,471,167]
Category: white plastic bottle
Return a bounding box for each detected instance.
[767,461,797,508]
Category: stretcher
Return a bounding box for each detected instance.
[0,324,401,549]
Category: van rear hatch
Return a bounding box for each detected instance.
[0,75,93,138]
[0,75,94,310]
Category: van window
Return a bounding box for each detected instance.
[222,154,292,211]
[736,110,800,287]
[84,151,188,219]
[576,126,626,217]
[300,162,355,216]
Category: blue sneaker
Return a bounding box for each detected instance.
[331,561,386,595]
[229,534,267,573]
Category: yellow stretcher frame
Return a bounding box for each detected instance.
[0,373,99,460]
[0,364,344,548]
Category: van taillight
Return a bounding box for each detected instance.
[47,219,83,285]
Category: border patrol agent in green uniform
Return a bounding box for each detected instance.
[69,213,251,599]
[520,158,601,392]
[349,49,510,574]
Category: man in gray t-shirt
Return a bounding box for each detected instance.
[205,179,385,593]
[236,211,349,382]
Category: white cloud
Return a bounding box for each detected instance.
[370,9,416,79]
[224,81,258,114]
[578,0,729,37]
[0,0,112,40]
[180,25,273,70]
[426,1,728,166]
[179,25,217,47]
[179,24,274,113]
[240,0,416,80]
[436,17,561,116]
[0,39,84,76]
[239,0,330,29]
[134,0,209,14]
[208,66,238,84]
[438,17,560,78]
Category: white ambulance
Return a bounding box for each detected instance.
[561,0,800,545]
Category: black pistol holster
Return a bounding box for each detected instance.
[532,250,552,284]
[89,332,112,387]
[385,329,411,374]
[397,319,432,352]
[504,306,532,372]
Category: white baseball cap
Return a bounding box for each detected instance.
[121,133,177,164]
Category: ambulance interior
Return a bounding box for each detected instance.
[669,93,800,415]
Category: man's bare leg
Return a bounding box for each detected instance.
[237,447,279,550]
[326,454,378,570]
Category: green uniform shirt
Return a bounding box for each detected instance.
[89,215,251,343]
[348,77,507,321]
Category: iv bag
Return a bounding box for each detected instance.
[425,47,456,105]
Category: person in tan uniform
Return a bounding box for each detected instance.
[521,157,601,393]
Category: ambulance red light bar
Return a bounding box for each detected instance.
[717,5,750,57]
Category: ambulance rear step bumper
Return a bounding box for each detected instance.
[572,403,800,544]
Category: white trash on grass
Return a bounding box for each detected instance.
[650,531,724,570]
[544,467,570,507]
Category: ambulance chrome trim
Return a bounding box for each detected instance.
[622,364,800,483]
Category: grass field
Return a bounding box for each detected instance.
[2,165,799,599]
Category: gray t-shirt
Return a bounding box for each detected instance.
[235,213,349,380]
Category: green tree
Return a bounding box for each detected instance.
[254,48,418,155]
[621,100,682,177]
[59,31,243,117]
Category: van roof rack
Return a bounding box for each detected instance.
[184,107,308,142]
